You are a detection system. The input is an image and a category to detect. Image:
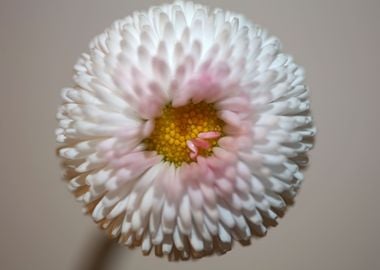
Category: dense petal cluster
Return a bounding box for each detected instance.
[56,0,315,260]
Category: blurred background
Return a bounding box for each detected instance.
[1,0,379,269]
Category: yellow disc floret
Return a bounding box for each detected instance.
[144,102,224,166]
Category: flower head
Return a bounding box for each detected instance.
[56,0,315,260]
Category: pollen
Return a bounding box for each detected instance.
[144,102,224,166]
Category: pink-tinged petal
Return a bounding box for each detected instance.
[217,136,239,152]
[163,165,184,202]
[186,140,199,160]
[197,72,214,88]
[216,178,234,195]
[217,96,251,112]
[111,151,160,170]
[192,138,210,150]
[137,96,163,119]
[198,131,221,139]
[188,186,204,210]
[219,110,242,127]
[186,140,197,153]
[204,155,225,171]
[115,127,140,139]
[199,183,217,205]
[213,147,237,165]
[141,119,155,138]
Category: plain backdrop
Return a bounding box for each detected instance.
[0,0,379,269]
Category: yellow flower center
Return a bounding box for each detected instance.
[144,102,224,166]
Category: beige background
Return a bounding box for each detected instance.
[1,0,379,269]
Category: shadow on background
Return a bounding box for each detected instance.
[76,233,125,270]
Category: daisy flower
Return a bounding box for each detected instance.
[56,0,315,260]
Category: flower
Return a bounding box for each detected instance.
[56,0,315,260]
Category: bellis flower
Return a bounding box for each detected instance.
[56,0,315,260]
